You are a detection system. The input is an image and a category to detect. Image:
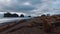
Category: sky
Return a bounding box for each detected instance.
[0,0,60,16]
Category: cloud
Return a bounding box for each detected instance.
[0,0,60,16]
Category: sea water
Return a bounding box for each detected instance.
[0,17,31,23]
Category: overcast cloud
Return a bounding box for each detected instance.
[0,0,60,16]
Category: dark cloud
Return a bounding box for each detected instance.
[0,0,60,16]
[3,5,36,11]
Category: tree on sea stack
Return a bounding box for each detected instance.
[20,14,24,17]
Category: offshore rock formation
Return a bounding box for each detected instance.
[20,14,24,17]
[4,12,19,17]
[4,12,31,17]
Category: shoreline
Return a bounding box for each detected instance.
[0,14,60,34]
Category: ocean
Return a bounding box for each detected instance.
[0,17,31,23]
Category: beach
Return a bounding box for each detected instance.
[0,14,60,34]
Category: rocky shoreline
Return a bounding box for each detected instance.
[0,14,60,34]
